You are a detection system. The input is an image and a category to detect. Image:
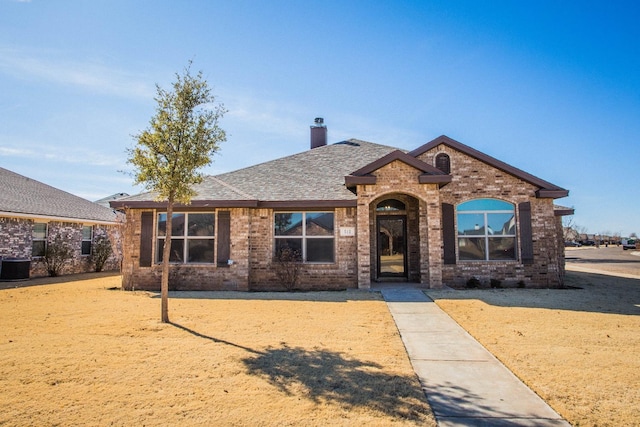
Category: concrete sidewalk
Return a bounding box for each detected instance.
[381,288,570,427]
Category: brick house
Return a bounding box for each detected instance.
[112,123,573,291]
[0,167,121,279]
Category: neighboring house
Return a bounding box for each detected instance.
[0,167,121,279]
[95,193,130,208]
[111,123,573,291]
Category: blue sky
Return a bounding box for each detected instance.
[1,1,638,236]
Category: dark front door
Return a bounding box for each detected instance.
[377,216,407,277]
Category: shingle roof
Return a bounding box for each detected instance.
[113,135,569,209]
[0,167,118,223]
[114,139,399,207]
[94,192,130,208]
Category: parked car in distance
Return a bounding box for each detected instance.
[565,241,582,247]
[622,239,637,250]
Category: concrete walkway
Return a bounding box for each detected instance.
[381,288,571,427]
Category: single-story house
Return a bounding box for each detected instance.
[111,121,573,291]
[0,167,121,279]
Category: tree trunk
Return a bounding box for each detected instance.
[161,200,174,323]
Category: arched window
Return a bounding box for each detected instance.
[457,199,516,261]
[376,199,406,212]
[435,153,451,174]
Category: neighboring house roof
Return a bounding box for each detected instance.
[112,135,569,209]
[0,167,118,224]
[95,193,130,208]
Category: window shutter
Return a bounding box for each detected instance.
[519,202,534,264]
[139,212,153,267]
[217,211,231,267]
[442,203,456,264]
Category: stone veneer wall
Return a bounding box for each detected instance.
[0,216,120,278]
[417,145,565,287]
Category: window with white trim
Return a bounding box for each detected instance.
[32,223,47,257]
[457,199,516,261]
[81,226,93,256]
[274,212,335,263]
[157,213,215,263]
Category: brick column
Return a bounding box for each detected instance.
[356,186,372,289]
[423,185,443,288]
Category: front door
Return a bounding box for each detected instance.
[377,216,407,277]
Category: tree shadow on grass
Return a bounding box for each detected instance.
[168,321,433,423]
[242,345,433,423]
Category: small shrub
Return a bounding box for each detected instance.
[490,278,502,288]
[44,235,74,277]
[466,277,481,289]
[272,247,302,291]
[91,235,112,272]
[517,280,526,288]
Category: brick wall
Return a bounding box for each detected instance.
[0,217,31,259]
[122,207,359,292]
[122,208,251,291]
[0,216,120,278]
[418,144,566,287]
[355,160,443,288]
[248,207,358,291]
[118,145,567,291]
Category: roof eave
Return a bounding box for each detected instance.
[0,211,118,225]
[110,200,260,209]
[344,175,377,186]
[536,189,570,199]
[111,199,358,209]
[554,207,575,216]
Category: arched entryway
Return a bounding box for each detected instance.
[372,194,422,282]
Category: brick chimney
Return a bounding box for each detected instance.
[310,117,327,149]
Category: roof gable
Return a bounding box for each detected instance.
[409,135,569,198]
[345,150,452,187]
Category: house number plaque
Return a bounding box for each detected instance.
[339,227,355,237]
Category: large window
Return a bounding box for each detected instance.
[457,199,516,261]
[274,212,335,263]
[32,223,47,257]
[81,226,93,256]
[157,213,215,263]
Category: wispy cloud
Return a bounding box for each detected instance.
[0,139,124,168]
[0,47,155,99]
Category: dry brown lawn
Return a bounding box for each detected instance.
[427,271,640,427]
[3,265,639,427]
[0,274,435,426]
